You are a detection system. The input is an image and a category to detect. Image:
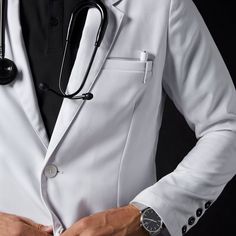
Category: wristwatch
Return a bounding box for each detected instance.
[140,207,164,235]
[130,203,164,235]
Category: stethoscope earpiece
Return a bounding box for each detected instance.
[0,58,18,85]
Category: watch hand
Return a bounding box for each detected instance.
[145,218,158,223]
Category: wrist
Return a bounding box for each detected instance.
[129,203,165,236]
[126,204,143,232]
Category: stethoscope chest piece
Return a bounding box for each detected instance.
[0,0,18,85]
[0,58,17,85]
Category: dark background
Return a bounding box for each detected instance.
[156,1,236,235]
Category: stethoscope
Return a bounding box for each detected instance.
[0,0,108,100]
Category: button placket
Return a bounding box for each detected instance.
[40,174,64,236]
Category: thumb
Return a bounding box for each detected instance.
[24,224,53,236]
[38,225,54,233]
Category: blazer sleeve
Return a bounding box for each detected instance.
[129,0,236,235]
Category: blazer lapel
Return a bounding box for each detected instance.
[6,0,49,149]
[45,1,125,160]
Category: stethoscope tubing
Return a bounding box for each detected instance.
[0,0,108,100]
[0,0,4,59]
[0,0,18,85]
[57,0,108,99]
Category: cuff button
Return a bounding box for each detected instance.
[188,216,195,225]
[182,225,187,235]
[205,201,212,209]
[196,208,203,217]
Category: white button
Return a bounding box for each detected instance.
[44,164,58,178]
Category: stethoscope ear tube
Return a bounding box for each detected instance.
[66,0,108,47]
[0,0,5,59]
[40,0,108,100]
[0,0,18,85]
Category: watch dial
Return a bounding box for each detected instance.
[142,208,162,233]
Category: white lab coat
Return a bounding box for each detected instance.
[1,0,236,235]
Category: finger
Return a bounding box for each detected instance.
[24,223,53,236]
[37,224,54,233]
[19,216,53,233]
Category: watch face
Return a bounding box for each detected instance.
[141,208,162,233]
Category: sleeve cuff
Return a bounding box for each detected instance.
[130,201,171,236]
[129,187,180,236]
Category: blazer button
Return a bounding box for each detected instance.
[196,208,203,217]
[182,225,187,235]
[44,164,58,178]
[188,216,195,225]
[205,201,212,209]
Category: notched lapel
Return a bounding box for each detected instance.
[45,2,126,161]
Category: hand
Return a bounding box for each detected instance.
[61,204,148,236]
[0,212,53,236]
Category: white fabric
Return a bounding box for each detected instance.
[1,0,236,235]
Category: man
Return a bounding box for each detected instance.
[0,0,236,236]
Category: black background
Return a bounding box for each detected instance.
[156,1,236,235]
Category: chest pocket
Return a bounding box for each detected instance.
[68,58,153,163]
[91,58,153,107]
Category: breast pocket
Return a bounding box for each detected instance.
[70,58,153,167]
[92,58,153,107]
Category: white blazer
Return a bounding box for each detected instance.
[1,0,236,235]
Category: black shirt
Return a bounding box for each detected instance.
[20,0,87,138]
